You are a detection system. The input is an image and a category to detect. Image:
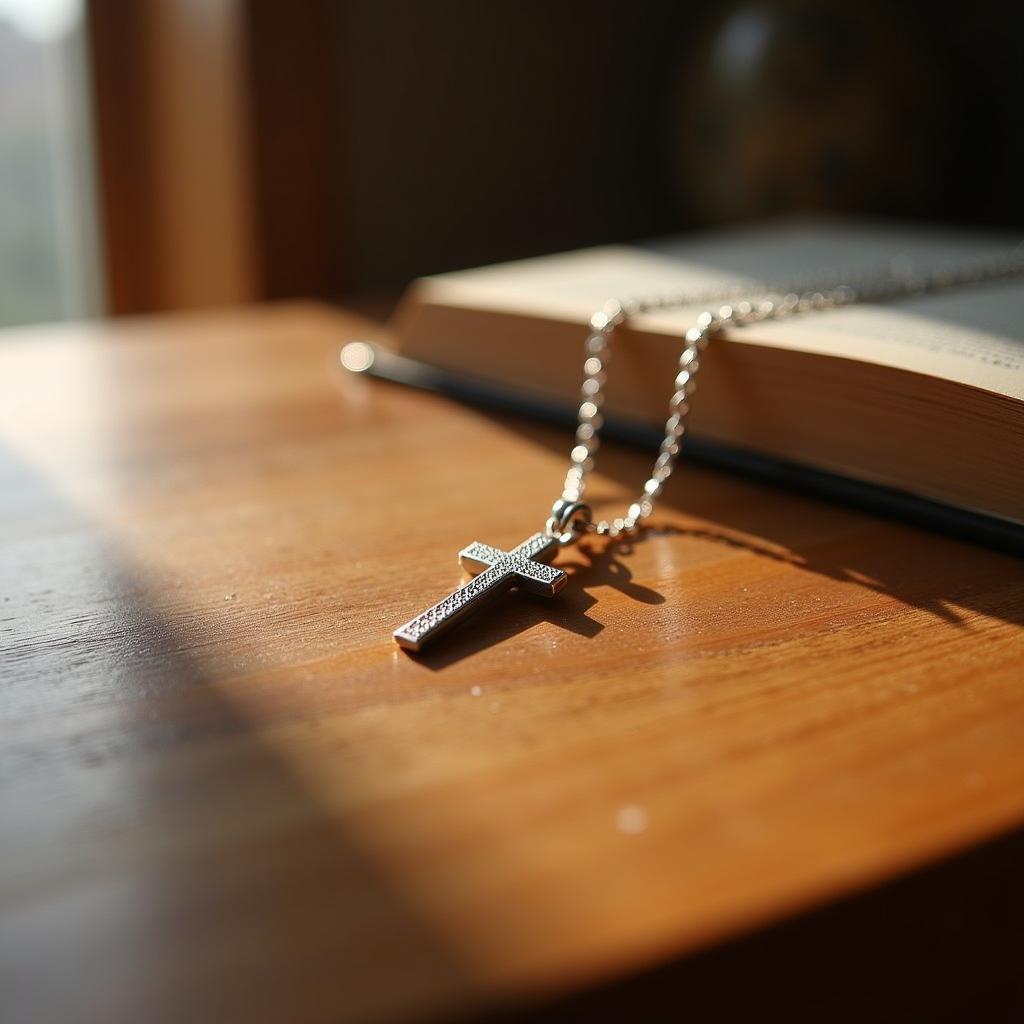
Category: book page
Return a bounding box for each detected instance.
[418,219,1024,400]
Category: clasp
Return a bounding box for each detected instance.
[545,499,593,546]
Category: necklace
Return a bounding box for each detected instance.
[392,247,1024,651]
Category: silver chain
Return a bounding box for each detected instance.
[545,245,1024,543]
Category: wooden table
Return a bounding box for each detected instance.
[2,303,1023,1023]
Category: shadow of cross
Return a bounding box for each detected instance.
[393,533,567,651]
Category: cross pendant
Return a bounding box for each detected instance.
[394,533,568,651]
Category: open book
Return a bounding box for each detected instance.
[385,220,1024,542]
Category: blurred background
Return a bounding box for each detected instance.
[2,0,1022,328]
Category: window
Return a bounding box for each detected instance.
[0,0,102,327]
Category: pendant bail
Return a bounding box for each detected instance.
[546,499,592,546]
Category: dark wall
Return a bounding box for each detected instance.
[335,1,683,289]
[245,1,1024,298]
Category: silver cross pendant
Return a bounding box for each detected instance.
[393,533,568,651]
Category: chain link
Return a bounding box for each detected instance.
[556,246,1024,538]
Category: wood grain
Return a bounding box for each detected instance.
[1,303,1023,1023]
